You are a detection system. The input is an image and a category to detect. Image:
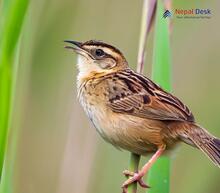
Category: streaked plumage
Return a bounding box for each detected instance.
[65,40,220,191]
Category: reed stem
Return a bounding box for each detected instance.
[127,0,156,192]
[147,0,171,193]
[128,0,171,193]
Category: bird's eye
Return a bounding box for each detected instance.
[95,49,105,57]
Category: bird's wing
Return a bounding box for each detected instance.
[107,69,194,122]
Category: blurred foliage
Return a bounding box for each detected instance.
[0,0,29,192]
[0,0,219,193]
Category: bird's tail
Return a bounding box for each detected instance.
[179,124,220,167]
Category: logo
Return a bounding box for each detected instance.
[175,8,211,19]
[163,10,172,18]
[162,8,212,19]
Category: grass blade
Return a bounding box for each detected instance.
[137,0,156,73]
[127,0,157,192]
[0,0,29,184]
[147,0,171,193]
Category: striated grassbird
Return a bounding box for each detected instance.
[64,40,220,192]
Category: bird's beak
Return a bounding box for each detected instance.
[64,40,94,59]
[64,40,83,51]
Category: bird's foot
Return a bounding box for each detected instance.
[122,170,150,193]
[121,148,165,193]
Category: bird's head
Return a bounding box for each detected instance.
[64,40,128,80]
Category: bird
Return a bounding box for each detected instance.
[64,39,220,192]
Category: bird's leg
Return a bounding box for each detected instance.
[123,170,149,188]
[122,146,165,191]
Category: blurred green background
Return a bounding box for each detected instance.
[4,0,220,193]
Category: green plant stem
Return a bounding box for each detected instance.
[127,153,141,193]
[147,0,171,193]
[0,0,29,181]
[127,0,157,192]
[147,157,170,193]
